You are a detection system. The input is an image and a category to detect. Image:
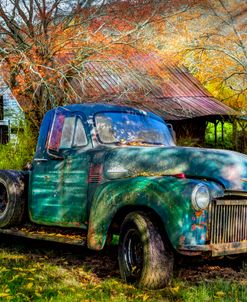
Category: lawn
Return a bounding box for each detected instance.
[0,235,246,302]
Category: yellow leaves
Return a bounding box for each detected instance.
[25,282,33,290]
[9,274,21,282]
[34,291,42,298]
[12,267,24,271]
[19,225,85,242]
[142,293,149,301]
[0,254,26,261]
[0,285,12,299]
[134,293,150,301]
[12,267,37,273]
[146,1,247,113]
[0,293,11,298]
[206,80,246,110]
[170,285,180,294]
[214,291,225,298]
[27,268,38,273]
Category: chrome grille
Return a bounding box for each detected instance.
[209,199,247,244]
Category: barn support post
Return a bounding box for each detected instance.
[236,119,247,153]
[214,120,220,145]
[221,120,224,144]
[243,122,246,152]
[232,118,237,150]
[204,121,208,144]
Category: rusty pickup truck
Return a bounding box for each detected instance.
[0,103,246,289]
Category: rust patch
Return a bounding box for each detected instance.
[179,241,247,257]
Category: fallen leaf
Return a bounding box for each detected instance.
[25,282,33,289]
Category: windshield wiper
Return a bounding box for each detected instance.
[117,140,164,146]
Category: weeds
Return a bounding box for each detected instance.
[0,123,36,170]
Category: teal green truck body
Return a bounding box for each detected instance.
[19,103,246,257]
[1,103,246,262]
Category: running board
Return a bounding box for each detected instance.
[0,225,87,246]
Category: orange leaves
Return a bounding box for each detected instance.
[1,0,244,127]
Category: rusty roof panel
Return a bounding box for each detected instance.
[154,97,236,120]
[78,54,238,120]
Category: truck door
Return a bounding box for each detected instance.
[30,108,91,228]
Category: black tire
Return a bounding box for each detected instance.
[0,170,26,228]
[118,212,174,289]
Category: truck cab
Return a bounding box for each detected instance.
[29,104,174,228]
[0,103,246,289]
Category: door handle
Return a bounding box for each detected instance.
[33,158,48,162]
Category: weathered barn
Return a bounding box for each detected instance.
[1,54,244,151]
[76,54,240,149]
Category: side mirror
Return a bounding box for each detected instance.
[167,123,176,144]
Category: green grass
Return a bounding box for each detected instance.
[0,236,246,302]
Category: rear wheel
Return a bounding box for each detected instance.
[0,182,8,219]
[118,212,174,289]
[0,171,26,228]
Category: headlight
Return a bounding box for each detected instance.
[191,184,210,211]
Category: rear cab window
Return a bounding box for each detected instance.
[47,110,88,154]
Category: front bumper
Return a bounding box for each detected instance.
[178,241,247,257]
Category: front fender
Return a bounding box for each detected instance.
[87,176,222,250]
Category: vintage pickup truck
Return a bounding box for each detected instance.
[0,103,246,289]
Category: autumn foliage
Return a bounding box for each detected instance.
[0,0,166,129]
[147,0,247,112]
[0,0,246,131]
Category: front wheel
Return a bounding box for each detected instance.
[118,212,174,289]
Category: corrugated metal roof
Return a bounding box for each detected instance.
[76,54,237,120]
[153,97,236,120]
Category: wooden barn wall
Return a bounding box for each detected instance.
[169,118,207,145]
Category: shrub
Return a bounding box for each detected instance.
[0,123,36,170]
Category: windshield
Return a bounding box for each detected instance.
[95,112,174,146]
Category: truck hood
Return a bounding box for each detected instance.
[105,146,247,191]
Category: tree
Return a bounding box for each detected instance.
[0,0,164,131]
[0,0,78,128]
[148,0,247,112]
[185,0,247,112]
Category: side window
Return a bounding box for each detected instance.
[60,116,76,149]
[47,112,65,152]
[47,112,88,152]
[73,118,87,147]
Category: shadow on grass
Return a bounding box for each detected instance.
[0,234,119,279]
[0,234,246,302]
[0,234,246,282]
